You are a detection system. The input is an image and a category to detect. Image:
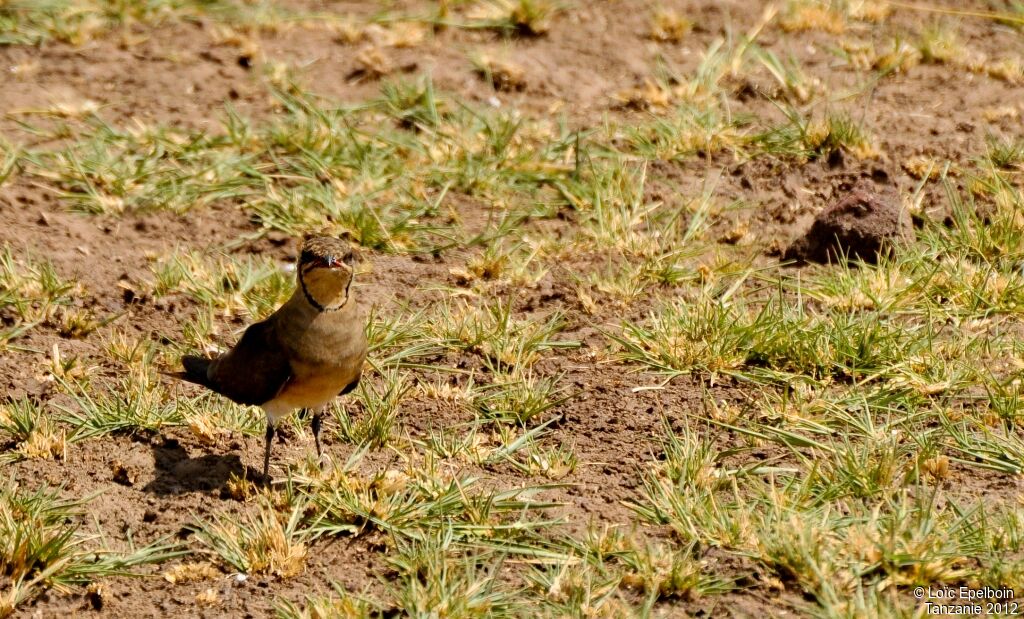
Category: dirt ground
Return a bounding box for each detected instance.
[2,1,1024,617]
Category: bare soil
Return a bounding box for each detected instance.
[2,1,1023,617]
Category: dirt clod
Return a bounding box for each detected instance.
[110,460,138,486]
[784,185,914,264]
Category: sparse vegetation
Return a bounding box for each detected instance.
[2,0,1023,616]
[0,481,180,616]
[0,249,78,349]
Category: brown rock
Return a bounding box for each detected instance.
[784,185,914,265]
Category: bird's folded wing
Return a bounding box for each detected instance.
[207,319,292,406]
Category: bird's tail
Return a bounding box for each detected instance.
[164,355,213,389]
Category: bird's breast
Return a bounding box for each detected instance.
[264,359,362,422]
[278,307,366,366]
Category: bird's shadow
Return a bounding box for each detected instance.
[142,438,264,495]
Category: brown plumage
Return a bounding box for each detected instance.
[174,236,368,479]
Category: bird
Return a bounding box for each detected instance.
[172,236,368,480]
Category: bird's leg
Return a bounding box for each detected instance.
[311,408,324,464]
[263,422,275,481]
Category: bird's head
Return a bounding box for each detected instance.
[297,236,358,311]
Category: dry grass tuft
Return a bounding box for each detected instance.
[471,53,527,91]
[163,561,222,584]
[848,0,891,22]
[780,3,845,34]
[649,8,692,43]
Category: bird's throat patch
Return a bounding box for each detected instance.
[299,267,352,312]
